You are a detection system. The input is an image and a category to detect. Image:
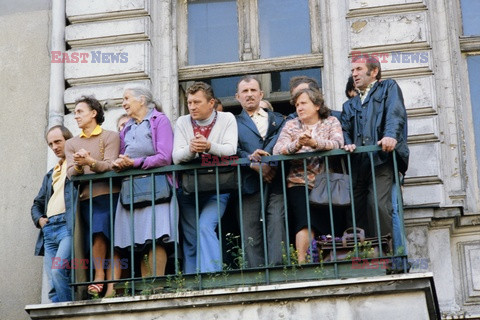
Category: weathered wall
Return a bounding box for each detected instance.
[0,2,51,320]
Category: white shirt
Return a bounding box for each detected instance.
[250,107,268,139]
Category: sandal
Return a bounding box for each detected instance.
[87,283,104,296]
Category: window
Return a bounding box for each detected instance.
[187,0,239,65]
[460,0,480,36]
[258,0,311,58]
[459,0,480,186]
[178,0,323,114]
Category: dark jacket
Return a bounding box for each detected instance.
[31,167,77,256]
[236,109,286,194]
[340,79,409,174]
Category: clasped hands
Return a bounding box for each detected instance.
[343,137,397,153]
[295,129,317,149]
[112,154,134,172]
[190,133,211,154]
[73,148,94,167]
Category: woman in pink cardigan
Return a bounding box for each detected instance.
[273,88,344,263]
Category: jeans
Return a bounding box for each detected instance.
[43,213,72,302]
[392,185,407,255]
[179,189,230,274]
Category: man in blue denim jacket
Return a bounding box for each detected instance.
[31,125,77,302]
[341,56,409,238]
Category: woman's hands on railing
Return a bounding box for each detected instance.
[112,154,135,172]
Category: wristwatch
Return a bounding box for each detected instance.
[89,160,96,169]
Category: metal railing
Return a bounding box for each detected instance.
[68,145,408,299]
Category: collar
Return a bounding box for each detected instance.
[80,125,102,138]
[195,110,216,126]
[53,159,66,171]
[359,80,377,100]
[250,107,268,118]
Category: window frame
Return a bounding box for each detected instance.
[177,0,323,81]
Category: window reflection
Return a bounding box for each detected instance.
[461,0,480,36]
[271,68,322,92]
[188,0,239,65]
[258,0,311,58]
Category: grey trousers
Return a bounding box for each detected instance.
[351,161,394,237]
[239,191,286,267]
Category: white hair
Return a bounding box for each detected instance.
[123,84,162,111]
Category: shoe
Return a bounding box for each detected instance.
[87,283,104,296]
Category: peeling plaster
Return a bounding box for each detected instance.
[351,20,367,33]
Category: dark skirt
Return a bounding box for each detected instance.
[80,193,119,251]
[287,186,346,236]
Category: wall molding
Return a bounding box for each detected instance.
[347,2,427,19]
[178,54,323,81]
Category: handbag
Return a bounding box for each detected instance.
[309,158,350,206]
[182,165,237,194]
[120,174,171,208]
[316,228,393,262]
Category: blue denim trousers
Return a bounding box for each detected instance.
[391,186,407,255]
[43,213,72,302]
[179,190,230,274]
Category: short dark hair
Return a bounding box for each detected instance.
[289,76,320,95]
[186,82,215,101]
[291,88,330,120]
[45,125,73,142]
[345,75,356,98]
[74,95,105,124]
[237,75,262,91]
[213,98,222,109]
[352,55,381,80]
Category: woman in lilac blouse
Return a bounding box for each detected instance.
[109,85,176,297]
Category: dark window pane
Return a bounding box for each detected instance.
[461,0,480,36]
[271,68,322,92]
[258,0,311,58]
[188,0,239,65]
[204,75,242,98]
[210,76,242,98]
[467,56,480,186]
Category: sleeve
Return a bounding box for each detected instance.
[236,145,251,159]
[31,174,49,228]
[273,121,300,155]
[172,117,196,164]
[65,139,78,179]
[263,114,286,154]
[316,117,344,150]
[340,101,355,146]
[383,80,407,141]
[208,113,238,157]
[91,131,120,173]
[134,115,174,169]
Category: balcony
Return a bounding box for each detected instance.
[25,146,440,319]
